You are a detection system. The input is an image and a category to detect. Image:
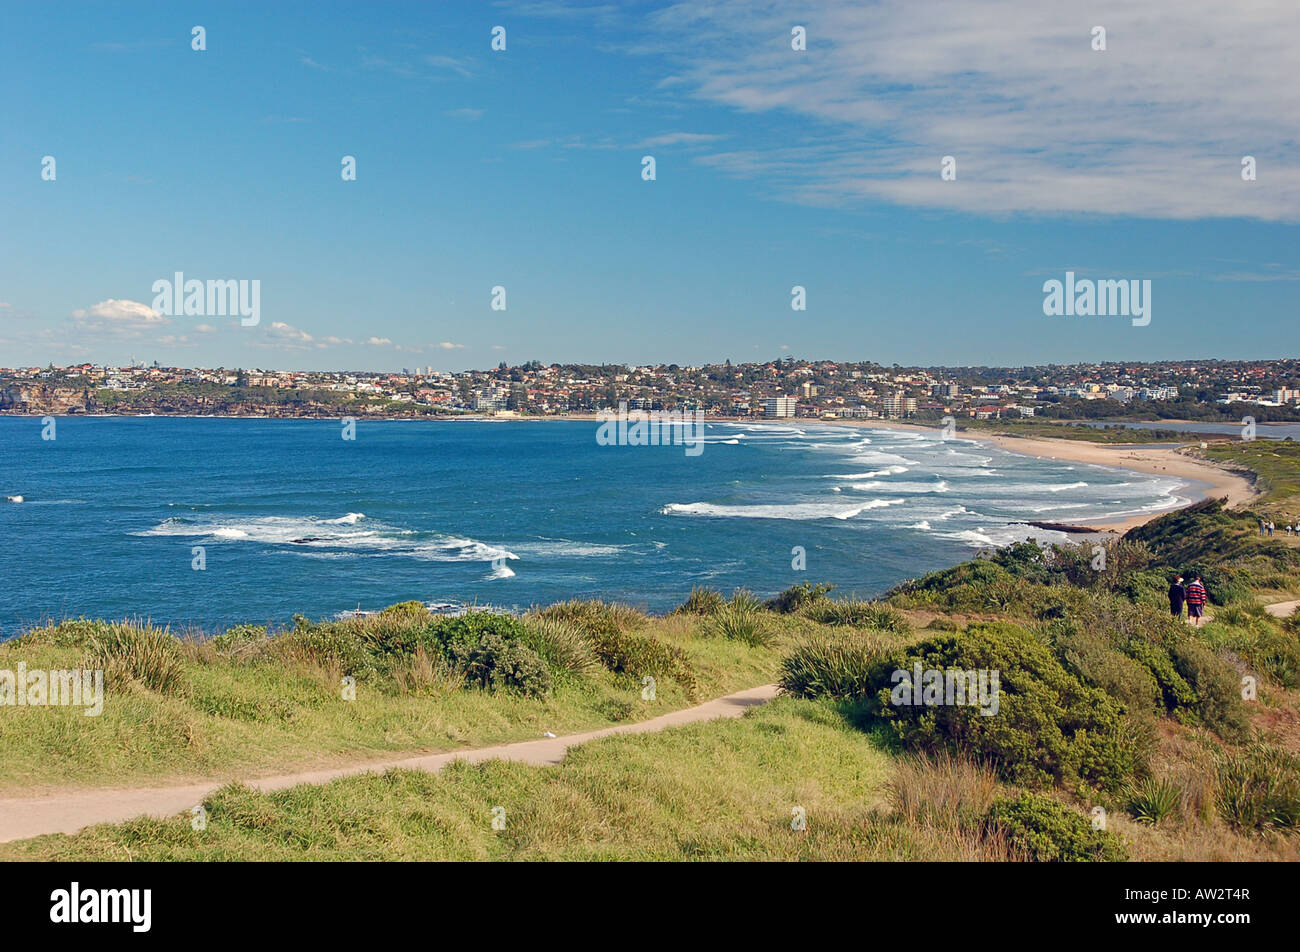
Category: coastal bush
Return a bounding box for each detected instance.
[778,629,895,699]
[984,793,1128,861]
[518,617,598,681]
[1061,596,1249,739]
[1169,639,1250,740]
[446,629,551,697]
[536,601,697,695]
[765,582,834,614]
[1126,775,1182,825]
[85,623,187,696]
[704,599,772,647]
[586,627,698,697]
[873,623,1148,791]
[1048,620,1161,715]
[1214,744,1300,834]
[391,646,462,696]
[211,624,270,664]
[6,618,120,649]
[803,599,911,633]
[535,600,646,639]
[378,600,430,620]
[1203,615,1300,688]
[673,586,725,616]
[274,619,377,680]
[925,617,960,631]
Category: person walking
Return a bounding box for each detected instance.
[1185,575,1208,627]
[1168,575,1186,619]
[1269,521,1276,536]
[1261,519,1267,536]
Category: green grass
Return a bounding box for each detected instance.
[1204,440,1300,510]
[0,698,900,861]
[955,418,1192,443]
[0,609,787,794]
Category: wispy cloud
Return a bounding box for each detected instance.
[637,132,726,149]
[70,299,168,337]
[637,0,1300,221]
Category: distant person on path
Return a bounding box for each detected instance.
[1269,521,1276,536]
[1168,576,1186,618]
[1261,519,1267,536]
[1185,575,1208,626]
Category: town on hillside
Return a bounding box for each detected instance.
[3,358,1300,423]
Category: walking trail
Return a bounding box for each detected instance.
[0,683,778,844]
[1264,600,1299,618]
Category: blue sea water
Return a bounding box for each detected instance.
[0,417,1197,634]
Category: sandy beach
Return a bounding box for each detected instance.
[978,434,1257,532]
[715,415,1259,533]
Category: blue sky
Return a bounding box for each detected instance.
[1,0,1297,371]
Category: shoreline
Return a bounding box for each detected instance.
[977,434,1257,532]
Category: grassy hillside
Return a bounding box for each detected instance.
[0,598,791,793]
[5,495,1300,860]
[1204,439,1300,512]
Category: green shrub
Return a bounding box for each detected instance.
[378,600,430,619]
[211,624,270,663]
[446,629,551,697]
[804,599,912,633]
[534,600,696,695]
[85,623,187,696]
[779,629,896,700]
[1168,638,1250,741]
[587,627,697,697]
[704,599,772,647]
[275,621,376,679]
[874,623,1148,791]
[1214,744,1300,834]
[1204,616,1300,688]
[1049,620,1161,714]
[925,617,960,632]
[519,617,598,681]
[765,581,834,614]
[985,792,1128,861]
[1127,775,1182,825]
[673,586,725,616]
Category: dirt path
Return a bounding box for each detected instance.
[1265,600,1300,618]
[0,683,779,844]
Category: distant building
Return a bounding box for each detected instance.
[882,392,917,418]
[763,396,796,418]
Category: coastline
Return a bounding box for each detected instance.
[725,417,1258,532]
[976,434,1257,532]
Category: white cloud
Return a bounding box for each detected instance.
[267,322,314,344]
[637,132,726,148]
[645,0,1300,220]
[367,336,393,346]
[70,299,168,336]
[438,341,466,350]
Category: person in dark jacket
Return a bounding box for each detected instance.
[1185,575,1208,626]
[1168,576,1186,618]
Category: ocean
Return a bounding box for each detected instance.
[0,417,1196,634]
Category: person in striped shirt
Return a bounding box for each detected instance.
[1185,575,1208,626]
